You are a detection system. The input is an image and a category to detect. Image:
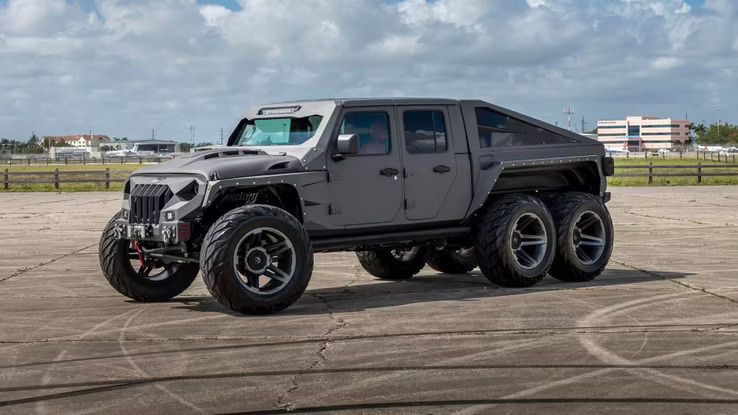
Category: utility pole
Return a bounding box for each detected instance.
[189,126,195,146]
[581,117,587,134]
[717,109,721,135]
[220,128,224,145]
[564,105,575,131]
[151,129,155,140]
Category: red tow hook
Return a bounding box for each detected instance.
[134,242,145,266]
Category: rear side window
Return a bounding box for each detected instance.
[340,112,390,154]
[403,110,447,154]
[476,107,578,148]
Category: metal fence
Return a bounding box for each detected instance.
[2,168,130,190]
[0,156,170,166]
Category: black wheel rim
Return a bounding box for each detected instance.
[509,213,547,270]
[571,210,606,265]
[233,227,296,295]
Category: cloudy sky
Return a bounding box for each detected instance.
[0,0,735,142]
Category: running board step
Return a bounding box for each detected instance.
[312,226,470,253]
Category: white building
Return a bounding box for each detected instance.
[597,116,690,151]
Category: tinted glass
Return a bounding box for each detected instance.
[476,108,578,148]
[234,115,323,146]
[628,126,640,136]
[340,112,390,154]
[403,110,448,154]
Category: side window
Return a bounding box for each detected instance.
[403,110,447,154]
[476,107,578,148]
[339,112,390,155]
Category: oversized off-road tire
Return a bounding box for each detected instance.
[99,213,199,301]
[474,194,556,287]
[356,247,428,280]
[547,192,613,282]
[426,247,477,274]
[200,204,313,315]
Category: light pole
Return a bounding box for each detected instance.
[717,109,720,135]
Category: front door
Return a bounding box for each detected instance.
[398,106,457,221]
[326,107,404,226]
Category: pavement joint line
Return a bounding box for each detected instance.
[611,260,738,305]
[1,323,736,372]
[0,242,98,284]
[3,364,738,395]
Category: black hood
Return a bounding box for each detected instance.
[131,149,304,180]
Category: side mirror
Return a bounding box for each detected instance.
[334,134,360,159]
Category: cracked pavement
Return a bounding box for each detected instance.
[0,188,737,414]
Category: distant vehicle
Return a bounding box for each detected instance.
[657,149,671,154]
[105,143,156,158]
[606,148,630,154]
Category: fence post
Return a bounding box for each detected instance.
[121,157,125,165]
[3,168,7,190]
[54,168,60,190]
[697,162,702,184]
[648,162,653,184]
[65,156,68,165]
[46,157,49,166]
[734,155,736,164]
[27,158,30,166]
[680,151,683,160]
[105,167,110,189]
[645,151,648,159]
[139,156,142,164]
[102,157,105,165]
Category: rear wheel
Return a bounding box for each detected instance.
[200,204,313,315]
[426,247,477,274]
[548,192,613,282]
[474,194,556,287]
[356,247,428,280]
[99,213,199,301]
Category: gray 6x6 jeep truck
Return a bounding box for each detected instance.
[99,98,615,314]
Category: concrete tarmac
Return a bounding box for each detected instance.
[0,187,737,414]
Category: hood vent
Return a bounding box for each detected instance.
[203,149,267,160]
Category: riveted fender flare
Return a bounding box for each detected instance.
[462,155,607,223]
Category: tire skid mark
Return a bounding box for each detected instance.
[33,307,141,414]
[454,292,737,415]
[118,307,207,415]
[578,293,738,398]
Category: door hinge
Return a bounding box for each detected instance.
[404,199,415,209]
[329,204,340,215]
[327,172,336,183]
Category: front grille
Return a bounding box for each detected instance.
[130,184,173,225]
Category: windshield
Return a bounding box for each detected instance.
[233,115,323,146]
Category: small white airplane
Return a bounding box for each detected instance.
[605,148,630,154]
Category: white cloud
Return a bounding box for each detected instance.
[199,5,232,27]
[0,0,737,141]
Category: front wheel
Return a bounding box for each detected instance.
[200,205,313,315]
[99,213,199,302]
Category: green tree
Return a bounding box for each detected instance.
[180,142,192,152]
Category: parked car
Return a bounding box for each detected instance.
[99,98,615,314]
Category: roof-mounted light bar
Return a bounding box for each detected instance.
[259,106,301,116]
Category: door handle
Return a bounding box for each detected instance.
[380,168,399,177]
[433,165,451,174]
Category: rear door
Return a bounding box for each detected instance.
[398,106,457,221]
